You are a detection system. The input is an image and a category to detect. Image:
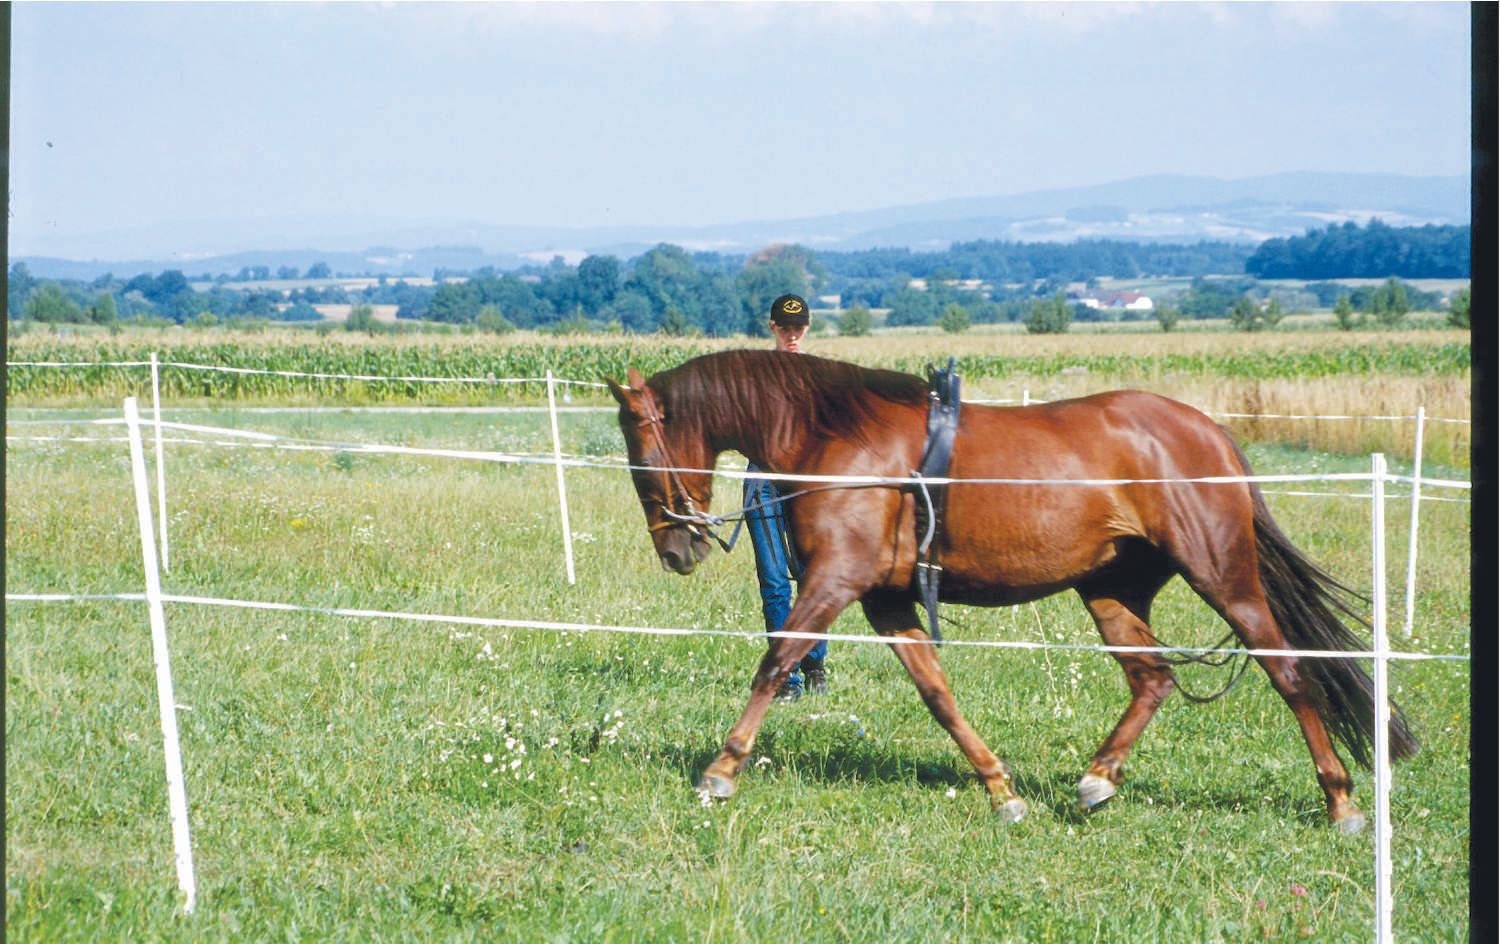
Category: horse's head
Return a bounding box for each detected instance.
[607,367,716,575]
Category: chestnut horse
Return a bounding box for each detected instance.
[607,350,1417,832]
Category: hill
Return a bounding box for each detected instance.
[14,172,1468,281]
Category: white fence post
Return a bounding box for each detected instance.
[124,397,197,914]
[151,353,171,573]
[1403,407,1425,637]
[1371,453,1392,944]
[546,371,577,585]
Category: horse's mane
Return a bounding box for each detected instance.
[647,350,927,458]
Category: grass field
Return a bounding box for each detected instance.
[4,350,1472,942]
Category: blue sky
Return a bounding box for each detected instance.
[11,2,1471,258]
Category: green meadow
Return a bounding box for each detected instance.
[5,333,1471,941]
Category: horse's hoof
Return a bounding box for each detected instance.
[697,773,736,800]
[1335,811,1366,836]
[996,797,1028,824]
[1078,773,1116,813]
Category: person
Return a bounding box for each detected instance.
[744,293,827,702]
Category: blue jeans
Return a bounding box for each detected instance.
[744,471,826,690]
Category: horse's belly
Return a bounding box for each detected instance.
[934,504,1132,604]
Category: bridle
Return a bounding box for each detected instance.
[624,380,903,556]
[630,393,736,552]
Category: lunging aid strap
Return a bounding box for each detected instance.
[912,359,961,642]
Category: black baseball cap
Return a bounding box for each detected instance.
[770,294,810,327]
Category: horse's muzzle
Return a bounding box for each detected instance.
[658,531,712,574]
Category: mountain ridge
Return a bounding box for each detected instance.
[15,172,1469,281]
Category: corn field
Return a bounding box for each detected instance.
[6,331,1471,466]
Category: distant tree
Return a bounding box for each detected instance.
[9,262,38,315]
[305,262,332,279]
[476,304,516,334]
[1305,281,1350,307]
[1245,220,1470,279]
[239,292,280,319]
[659,307,691,337]
[1177,278,1251,319]
[1333,295,1359,331]
[277,266,300,280]
[538,271,581,316]
[1369,277,1410,327]
[346,304,377,332]
[145,270,191,304]
[88,292,118,325]
[468,274,552,328]
[280,301,322,322]
[427,282,482,323]
[548,311,594,335]
[1153,299,1180,333]
[838,305,873,337]
[736,256,809,334]
[885,286,939,326]
[696,274,745,337]
[1024,293,1072,334]
[1447,286,1470,329]
[625,244,702,319]
[745,243,828,292]
[937,303,971,334]
[577,255,621,314]
[1228,295,1269,332]
[24,283,84,323]
[607,290,656,333]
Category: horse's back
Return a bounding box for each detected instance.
[935,390,1250,599]
[956,389,1238,481]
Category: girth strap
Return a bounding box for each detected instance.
[913,359,961,642]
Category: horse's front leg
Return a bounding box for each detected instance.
[698,585,856,799]
[861,592,1028,822]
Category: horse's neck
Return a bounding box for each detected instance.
[702,401,807,475]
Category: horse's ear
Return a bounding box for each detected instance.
[605,377,632,407]
[627,367,646,389]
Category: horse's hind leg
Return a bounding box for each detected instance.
[1168,536,1364,831]
[861,593,1027,822]
[1076,562,1176,812]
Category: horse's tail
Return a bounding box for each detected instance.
[1228,436,1420,767]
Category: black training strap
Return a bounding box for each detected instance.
[913,359,961,642]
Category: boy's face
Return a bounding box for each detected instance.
[771,322,808,353]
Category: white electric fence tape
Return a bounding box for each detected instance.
[6,358,1470,424]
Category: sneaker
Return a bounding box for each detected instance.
[773,681,802,703]
[802,661,828,696]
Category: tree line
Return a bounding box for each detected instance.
[10,220,1471,335]
[1245,220,1470,279]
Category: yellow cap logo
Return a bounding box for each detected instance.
[781,299,804,314]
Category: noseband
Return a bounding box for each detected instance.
[632,400,735,552]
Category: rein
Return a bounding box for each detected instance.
[656,476,893,554]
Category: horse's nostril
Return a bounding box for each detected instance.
[660,548,693,573]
